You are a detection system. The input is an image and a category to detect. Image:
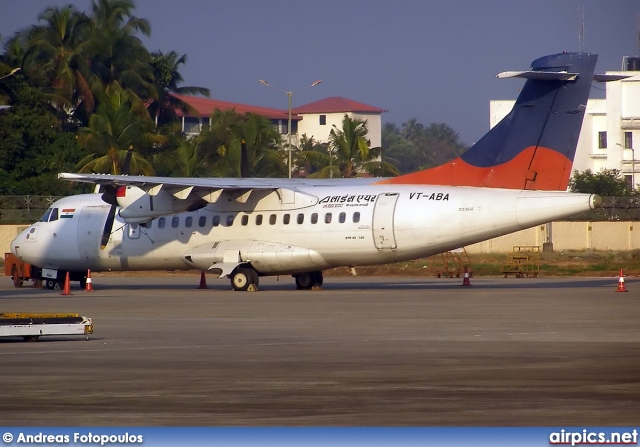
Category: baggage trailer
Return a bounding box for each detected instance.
[0,313,93,341]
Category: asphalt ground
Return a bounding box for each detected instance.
[0,274,639,426]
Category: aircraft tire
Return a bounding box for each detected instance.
[45,279,57,290]
[295,271,322,290]
[11,266,23,288]
[231,267,256,291]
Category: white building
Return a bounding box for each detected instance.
[490,57,640,188]
[175,94,386,149]
[292,97,387,149]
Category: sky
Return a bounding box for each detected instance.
[1,0,638,145]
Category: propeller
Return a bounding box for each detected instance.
[99,147,133,249]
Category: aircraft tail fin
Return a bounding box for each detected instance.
[378,52,598,190]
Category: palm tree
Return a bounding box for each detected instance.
[148,50,210,128]
[207,112,285,178]
[85,0,155,101]
[75,82,160,175]
[173,138,208,177]
[303,114,398,178]
[19,5,95,119]
[293,134,328,177]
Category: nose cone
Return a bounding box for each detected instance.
[10,228,26,256]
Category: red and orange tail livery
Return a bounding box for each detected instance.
[378,52,598,191]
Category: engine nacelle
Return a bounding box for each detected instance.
[116,186,204,223]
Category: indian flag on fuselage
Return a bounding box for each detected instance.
[61,208,75,218]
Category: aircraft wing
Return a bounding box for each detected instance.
[57,173,374,216]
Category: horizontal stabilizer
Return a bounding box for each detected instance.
[497,70,578,81]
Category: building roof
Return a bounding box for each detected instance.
[291,97,387,114]
[173,94,299,121]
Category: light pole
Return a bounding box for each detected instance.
[617,143,636,189]
[259,79,322,178]
[0,67,20,81]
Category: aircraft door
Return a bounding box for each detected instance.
[372,193,399,251]
[78,205,110,259]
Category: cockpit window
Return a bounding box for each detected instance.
[38,208,59,222]
[39,208,52,222]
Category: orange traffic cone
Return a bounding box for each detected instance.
[60,271,72,295]
[197,271,208,289]
[84,269,94,292]
[461,265,472,286]
[616,269,628,292]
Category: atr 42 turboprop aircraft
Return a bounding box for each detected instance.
[11,52,615,291]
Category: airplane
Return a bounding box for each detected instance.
[10,52,610,291]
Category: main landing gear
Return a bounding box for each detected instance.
[228,267,324,291]
[294,271,323,290]
[230,266,260,291]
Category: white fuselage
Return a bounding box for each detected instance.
[11,184,597,276]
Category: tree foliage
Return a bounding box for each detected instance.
[569,169,635,196]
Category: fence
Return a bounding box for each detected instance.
[0,196,63,224]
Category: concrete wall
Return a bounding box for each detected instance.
[466,221,640,253]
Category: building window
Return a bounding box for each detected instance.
[183,116,200,134]
[319,115,326,125]
[598,131,607,149]
[625,131,633,149]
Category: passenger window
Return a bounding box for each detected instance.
[241,215,249,226]
[185,216,193,228]
[171,217,179,228]
[212,215,220,227]
[339,212,346,223]
[283,214,290,225]
[255,215,263,225]
[198,216,206,227]
[49,208,59,222]
[297,213,304,224]
[158,217,166,229]
[325,213,332,224]
[311,213,318,224]
[353,212,360,223]
[226,214,235,226]
[269,214,276,225]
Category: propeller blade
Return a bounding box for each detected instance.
[100,204,117,250]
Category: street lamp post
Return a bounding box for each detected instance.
[0,67,20,81]
[259,79,322,178]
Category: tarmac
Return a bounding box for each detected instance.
[0,273,638,426]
